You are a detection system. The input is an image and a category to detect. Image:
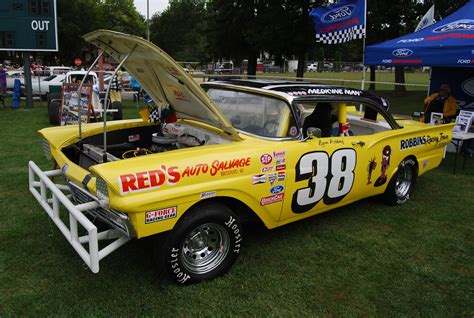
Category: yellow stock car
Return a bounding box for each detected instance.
[29,30,453,285]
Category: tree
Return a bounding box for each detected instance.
[149,0,209,62]
[97,0,146,37]
[56,0,102,64]
[207,0,269,76]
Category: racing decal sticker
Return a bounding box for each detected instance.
[367,158,377,185]
[260,194,284,206]
[168,85,191,102]
[260,154,273,165]
[292,149,356,213]
[145,206,177,224]
[268,173,277,185]
[287,88,362,97]
[289,126,299,136]
[166,66,181,76]
[277,171,286,181]
[400,134,450,150]
[200,191,217,199]
[252,174,267,185]
[400,136,426,151]
[261,166,275,173]
[273,150,286,159]
[182,158,251,178]
[423,160,429,169]
[276,158,286,165]
[374,146,391,187]
[119,166,181,194]
[270,185,284,195]
[276,164,286,171]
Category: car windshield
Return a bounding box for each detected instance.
[69,74,95,84]
[207,88,298,138]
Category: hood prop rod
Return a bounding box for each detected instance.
[102,44,138,163]
[77,50,106,145]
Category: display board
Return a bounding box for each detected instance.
[60,83,92,126]
[0,0,58,51]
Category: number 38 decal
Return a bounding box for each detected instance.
[292,149,356,213]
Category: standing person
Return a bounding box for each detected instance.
[109,71,122,103]
[0,66,5,109]
[0,80,5,109]
[130,75,141,102]
[423,84,458,123]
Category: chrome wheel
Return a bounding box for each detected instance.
[181,223,230,275]
[395,163,413,199]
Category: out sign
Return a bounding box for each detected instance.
[31,20,50,31]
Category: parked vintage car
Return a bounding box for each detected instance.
[29,30,453,285]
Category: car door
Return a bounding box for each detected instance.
[278,100,396,223]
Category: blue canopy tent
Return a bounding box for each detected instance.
[365,1,474,67]
[365,1,474,110]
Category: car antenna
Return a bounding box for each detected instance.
[77,50,105,146]
[102,44,138,163]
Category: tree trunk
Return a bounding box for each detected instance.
[369,65,376,91]
[394,66,406,94]
[247,54,257,79]
[296,50,306,80]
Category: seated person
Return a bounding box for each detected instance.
[423,84,458,123]
[302,102,335,138]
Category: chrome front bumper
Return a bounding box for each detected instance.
[28,161,132,273]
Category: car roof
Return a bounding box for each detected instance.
[221,78,308,88]
[205,79,375,101]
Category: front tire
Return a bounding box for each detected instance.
[161,203,243,285]
[383,158,417,205]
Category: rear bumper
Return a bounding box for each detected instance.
[28,161,131,273]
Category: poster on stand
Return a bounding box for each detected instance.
[454,110,474,133]
[430,112,443,126]
[60,83,93,126]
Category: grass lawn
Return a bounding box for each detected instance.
[1,97,473,316]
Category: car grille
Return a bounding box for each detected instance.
[42,139,52,160]
[69,182,133,237]
[95,176,109,202]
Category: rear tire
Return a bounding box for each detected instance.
[383,158,417,205]
[159,203,243,285]
[111,101,123,120]
[48,100,61,125]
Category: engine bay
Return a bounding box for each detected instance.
[62,122,234,170]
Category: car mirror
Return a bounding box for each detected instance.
[307,127,322,139]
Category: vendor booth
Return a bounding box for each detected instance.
[365,0,474,111]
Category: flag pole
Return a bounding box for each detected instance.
[360,0,367,91]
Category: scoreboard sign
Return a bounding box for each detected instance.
[0,0,58,51]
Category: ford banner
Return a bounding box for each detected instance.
[309,0,366,45]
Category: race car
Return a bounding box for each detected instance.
[28,30,453,285]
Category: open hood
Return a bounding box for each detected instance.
[83,30,240,139]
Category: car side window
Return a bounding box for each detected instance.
[207,88,298,138]
[297,101,392,137]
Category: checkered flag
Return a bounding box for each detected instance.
[149,107,160,123]
[315,25,365,44]
[310,0,366,45]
